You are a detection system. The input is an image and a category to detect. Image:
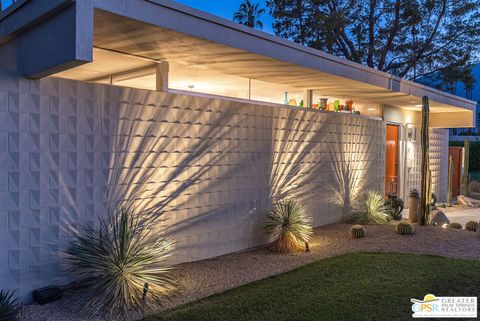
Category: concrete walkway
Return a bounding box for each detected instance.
[442,208,480,226]
[403,206,480,226]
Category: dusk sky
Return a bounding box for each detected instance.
[174,0,275,34]
[1,0,275,33]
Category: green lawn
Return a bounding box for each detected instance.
[144,253,480,321]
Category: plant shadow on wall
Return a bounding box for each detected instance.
[104,89,273,262]
[61,88,276,316]
[268,111,380,226]
[268,108,329,211]
[328,120,380,221]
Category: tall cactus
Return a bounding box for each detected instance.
[447,154,453,205]
[461,139,470,196]
[419,96,430,225]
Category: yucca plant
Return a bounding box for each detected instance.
[63,207,175,316]
[266,199,313,253]
[0,290,19,321]
[350,191,390,224]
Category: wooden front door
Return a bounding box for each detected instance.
[386,124,399,194]
[448,146,462,197]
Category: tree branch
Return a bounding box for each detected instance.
[367,0,378,68]
[398,0,447,78]
[377,0,400,70]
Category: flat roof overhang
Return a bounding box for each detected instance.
[2,0,476,128]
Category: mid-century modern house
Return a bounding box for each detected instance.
[418,63,480,137]
[0,0,476,299]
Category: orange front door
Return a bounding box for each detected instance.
[386,124,399,194]
[448,146,462,197]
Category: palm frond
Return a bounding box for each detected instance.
[233,0,265,29]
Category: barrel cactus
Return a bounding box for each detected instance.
[465,221,478,232]
[409,189,420,199]
[349,225,366,239]
[449,222,463,230]
[396,221,414,235]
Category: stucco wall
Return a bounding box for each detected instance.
[0,71,387,298]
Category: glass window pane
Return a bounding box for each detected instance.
[169,64,249,99]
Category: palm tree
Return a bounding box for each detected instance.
[233,0,265,30]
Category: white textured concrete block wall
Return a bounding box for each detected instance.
[405,127,449,201]
[429,128,449,201]
[0,71,385,298]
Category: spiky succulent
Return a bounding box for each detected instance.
[349,225,366,239]
[465,221,478,232]
[266,199,313,253]
[449,222,463,230]
[63,207,175,316]
[0,290,19,321]
[350,191,390,224]
[396,221,414,235]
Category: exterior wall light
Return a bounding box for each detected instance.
[406,123,416,142]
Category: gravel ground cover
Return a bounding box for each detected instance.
[20,221,480,321]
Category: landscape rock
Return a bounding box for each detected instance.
[429,210,450,227]
[457,195,480,207]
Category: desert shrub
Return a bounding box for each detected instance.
[385,193,404,220]
[465,221,479,232]
[64,207,175,316]
[0,290,19,321]
[266,199,313,253]
[350,191,390,224]
[396,221,414,235]
[349,225,366,239]
[449,222,463,229]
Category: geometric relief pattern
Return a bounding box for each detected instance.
[405,128,449,202]
[0,71,386,299]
